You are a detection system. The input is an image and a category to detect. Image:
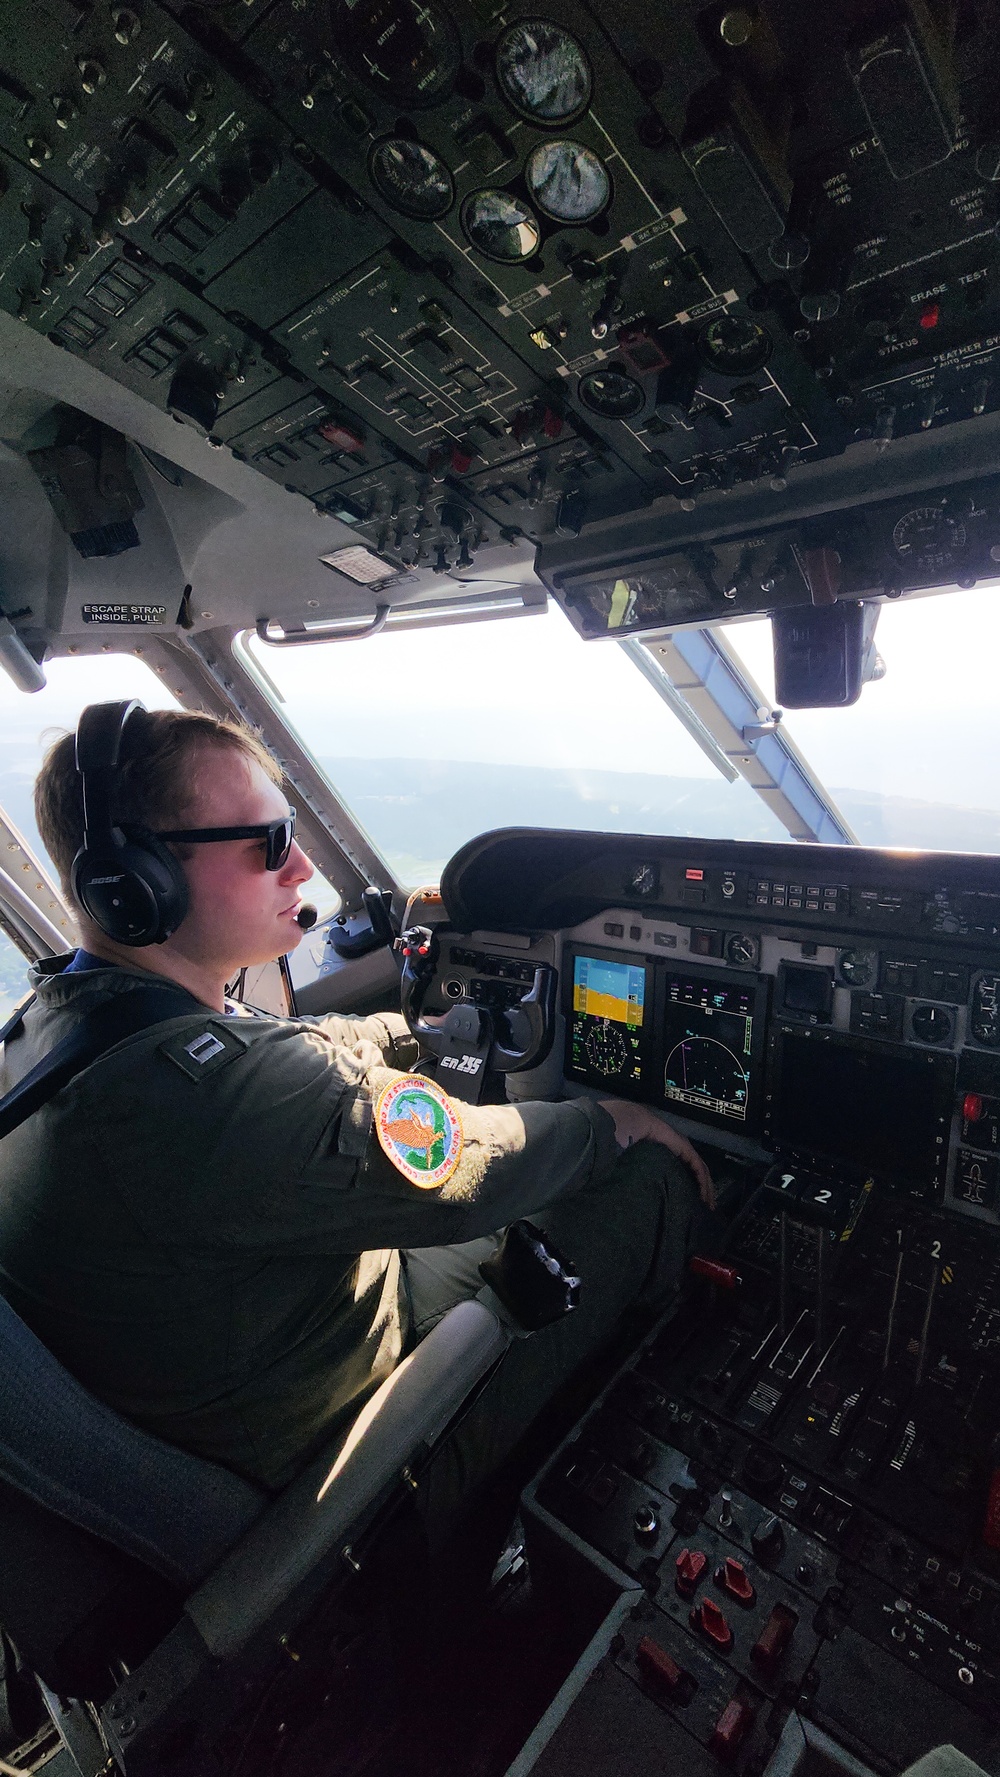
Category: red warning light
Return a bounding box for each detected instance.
[918,301,941,331]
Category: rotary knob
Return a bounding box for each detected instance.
[750,1513,785,1563]
[633,1503,659,1541]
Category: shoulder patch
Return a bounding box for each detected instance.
[160,1020,251,1081]
[375,1075,463,1189]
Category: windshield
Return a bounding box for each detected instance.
[726,585,1000,853]
[244,602,789,887]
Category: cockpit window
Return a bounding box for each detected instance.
[243,601,789,888]
[725,585,1000,853]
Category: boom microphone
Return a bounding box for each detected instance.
[296,904,318,930]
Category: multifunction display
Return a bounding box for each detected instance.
[567,949,647,1090]
[660,969,763,1127]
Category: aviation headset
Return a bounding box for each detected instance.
[71,700,189,947]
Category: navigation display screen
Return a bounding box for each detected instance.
[768,1029,955,1190]
[565,948,648,1091]
[659,967,766,1129]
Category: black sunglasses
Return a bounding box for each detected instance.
[154,809,297,872]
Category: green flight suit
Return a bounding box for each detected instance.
[0,956,640,1491]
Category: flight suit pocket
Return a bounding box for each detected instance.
[337,1088,372,1158]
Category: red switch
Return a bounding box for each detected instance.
[710,1696,756,1763]
[750,1603,798,1680]
[675,1548,708,1597]
[450,445,474,474]
[964,1093,984,1123]
[318,419,365,454]
[636,1636,685,1695]
[691,1597,734,1651]
[715,1557,756,1606]
[689,1256,740,1290]
[918,300,940,330]
[542,405,563,439]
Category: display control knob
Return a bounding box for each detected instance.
[715,1556,756,1605]
[691,1597,734,1651]
[675,1547,708,1596]
[750,1513,785,1563]
[633,1503,659,1541]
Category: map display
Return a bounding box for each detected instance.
[662,971,756,1123]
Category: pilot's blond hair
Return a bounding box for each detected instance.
[35,707,281,903]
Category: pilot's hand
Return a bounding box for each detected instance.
[598,1098,715,1209]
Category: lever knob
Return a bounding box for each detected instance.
[715,1556,756,1606]
[675,1547,708,1596]
[691,1597,734,1650]
[750,1513,785,1563]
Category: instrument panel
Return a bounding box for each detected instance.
[431,828,1000,1222]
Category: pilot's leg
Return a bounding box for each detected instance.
[404,1141,715,1546]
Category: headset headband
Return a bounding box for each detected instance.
[75,699,146,850]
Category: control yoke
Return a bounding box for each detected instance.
[397,924,557,1100]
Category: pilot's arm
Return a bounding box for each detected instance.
[304,1009,419,1071]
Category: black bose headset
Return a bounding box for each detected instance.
[71,700,189,946]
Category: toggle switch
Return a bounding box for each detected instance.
[715,1557,756,1606]
[710,1695,756,1762]
[636,1636,690,1698]
[675,1547,708,1596]
[750,1603,798,1680]
[691,1597,734,1651]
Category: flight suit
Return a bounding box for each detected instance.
[0,957,704,1503]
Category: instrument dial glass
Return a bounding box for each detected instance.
[369,137,454,217]
[460,189,541,262]
[525,140,610,224]
[578,368,644,418]
[495,21,592,124]
[334,0,460,105]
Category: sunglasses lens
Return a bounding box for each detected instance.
[268,818,294,870]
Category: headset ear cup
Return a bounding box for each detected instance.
[71,831,188,946]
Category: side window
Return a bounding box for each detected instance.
[0,929,32,1019]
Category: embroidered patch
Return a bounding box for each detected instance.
[160,1020,250,1081]
[375,1075,463,1189]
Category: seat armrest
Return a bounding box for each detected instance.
[185,1298,508,1659]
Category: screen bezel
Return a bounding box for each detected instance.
[764,1024,956,1194]
[562,942,653,1100]
[654,961,770,1134]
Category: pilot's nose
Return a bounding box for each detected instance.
[280,839,314,886]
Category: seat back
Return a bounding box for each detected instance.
[0,1293,265,1590]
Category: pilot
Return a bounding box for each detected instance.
[0,703,715,1542]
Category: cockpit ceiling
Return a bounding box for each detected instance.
[2,1,1000,661]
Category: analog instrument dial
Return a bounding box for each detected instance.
[578,368,644,418]
[697,314,773,375]
[892,506,967,571]
[525,140,610,224]
[495,20,592,124]
[725,933,758,967]
[460,189,541,262]
[334,0,461,105]
[837,948,877,987]
[369,137,454,217]
[910,1003,953,1045]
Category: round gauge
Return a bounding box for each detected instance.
[460,188,541,262]
[495,20,592,125]
[628,861,658,896]
[724,933,758,968]
[584,1020,629,1075]
[697,315,773,375]
[972,974,1000,1047]
[578,367,645,418]
[892,506,967,567]
[837,948,876,987]
[524,140,610,225]
[910,1003,953,1045]
[333,0,461,105]
[369,137,454,217]
[664,1036,749,1115]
